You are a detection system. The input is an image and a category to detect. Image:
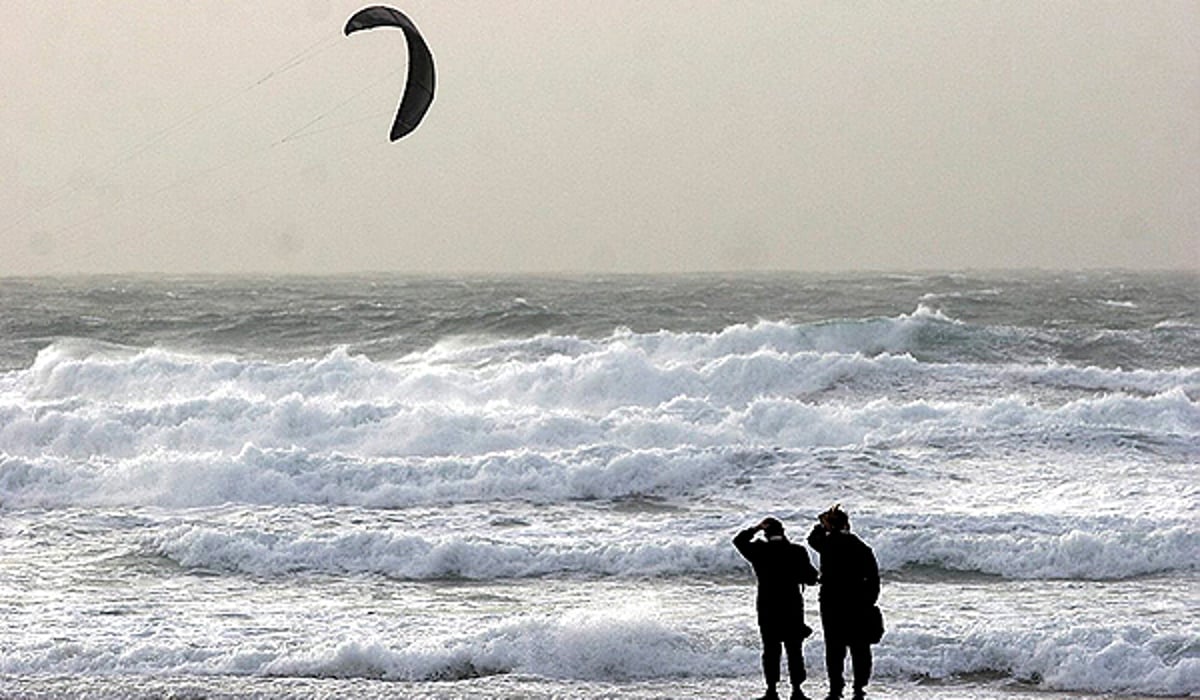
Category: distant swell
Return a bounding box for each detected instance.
[1,319,1196,519]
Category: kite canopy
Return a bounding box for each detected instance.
[344,6,435,141]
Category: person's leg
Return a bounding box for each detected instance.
[761,627,782,697]
[823,633,847,698]
[849,642,872,697]
[782,637,807,698]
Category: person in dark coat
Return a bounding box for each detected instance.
[807,505,880,700]
[734,516,820,700]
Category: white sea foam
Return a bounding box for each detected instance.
[142,511,1198,581]
[3,370,1195,501]
[4,324,1195,443]
[868,514,1200,580]
[0,604,1194,696]
[0,604,747,681]
[10,317,1198,421]
[1,352,1196,513]
[263,605,742,682]
[147,522,740,579]
[876,624,1199,696]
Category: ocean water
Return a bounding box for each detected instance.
[0,271,1196,699]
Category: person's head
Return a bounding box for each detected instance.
[759,517,785,538]
[819,504,850,532]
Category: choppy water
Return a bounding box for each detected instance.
[0,271,1196,698]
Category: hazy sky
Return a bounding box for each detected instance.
[3,1,1198,275]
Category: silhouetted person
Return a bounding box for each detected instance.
[735,517,819,700]
[807,505,880,700]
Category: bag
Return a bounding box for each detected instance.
[866,605,885,644]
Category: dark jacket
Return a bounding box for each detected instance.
[806,525,880,634]
[734,528,819,637]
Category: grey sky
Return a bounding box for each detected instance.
[3,1,1198,275]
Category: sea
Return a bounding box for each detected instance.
[0,271,1195,700]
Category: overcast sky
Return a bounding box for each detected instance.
[3,1,1197,275]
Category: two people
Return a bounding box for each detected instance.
[734,506,880,700]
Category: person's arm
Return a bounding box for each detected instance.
[798,547,819,586]
[733,526,759,560]
[863,545,880,604]
[806,523,827,553]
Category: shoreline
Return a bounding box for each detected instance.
[0,674,1180,700]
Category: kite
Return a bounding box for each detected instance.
[344,6,436,141]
